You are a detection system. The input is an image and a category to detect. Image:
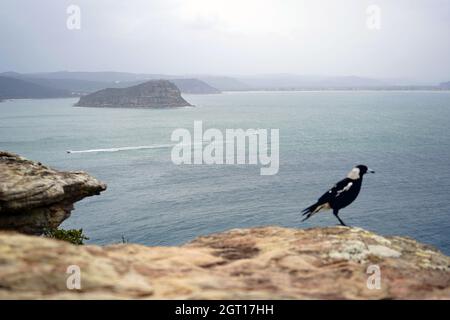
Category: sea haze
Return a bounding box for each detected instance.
[1,91,449,254]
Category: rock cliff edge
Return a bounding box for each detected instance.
[0,151,106,234]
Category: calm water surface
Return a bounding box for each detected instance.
[1,91,449,254]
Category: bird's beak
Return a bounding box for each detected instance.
[368,168,375,173]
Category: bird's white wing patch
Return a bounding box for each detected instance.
[336,182,353,196]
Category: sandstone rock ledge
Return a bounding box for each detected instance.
[0,151,106,234]
[0,226,449,299]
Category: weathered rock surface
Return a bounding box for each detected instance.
[0,151,106,234]
[0,226,448,299]
[75,80,191,108]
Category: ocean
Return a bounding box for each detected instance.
[1,91,449,254]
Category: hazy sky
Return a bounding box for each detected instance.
[1,0,449,82]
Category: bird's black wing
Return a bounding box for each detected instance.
[301,177,354,221]
[317,177,353,204]
[302,177,353,215]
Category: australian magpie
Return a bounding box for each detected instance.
[301,165,375,226]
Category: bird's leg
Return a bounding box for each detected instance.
[333,209,347,226]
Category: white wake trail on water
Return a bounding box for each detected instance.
[66,144,174,154]
[66,142,211,154]
[66,135,260,154]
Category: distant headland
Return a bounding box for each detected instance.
[1,71,450,103]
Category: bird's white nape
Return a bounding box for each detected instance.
[347,167,360,180]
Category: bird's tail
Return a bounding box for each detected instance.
[301,203,319,222]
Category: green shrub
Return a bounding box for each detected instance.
[43,228,89,245]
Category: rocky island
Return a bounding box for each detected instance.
[75,80,191,109]
[0,151,449,299]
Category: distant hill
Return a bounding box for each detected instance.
[18,71,245,92]
[170,79,220,94]
[1,72,221,94]
[9,71,174,83]
[75,80,191,109]
[236,74,390,89]
[0,76,71,100]
[0,73,111,94]
[439,81,450,89]
[2,71,446,94]
[0,72,165,94]
[197,76,251,91]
